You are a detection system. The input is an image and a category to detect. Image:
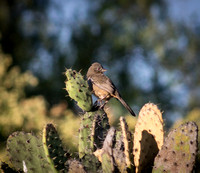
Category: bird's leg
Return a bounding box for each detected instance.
[99,100,108,109]
[93,100,99,107]
[92,100,100,111]
[93,98,102,110]
[99,94,110,109]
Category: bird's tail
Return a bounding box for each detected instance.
[114,93,136,116]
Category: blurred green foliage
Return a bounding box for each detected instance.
[0,49,38,137]
[0,48,80,158]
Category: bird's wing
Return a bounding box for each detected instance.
[90,74,115,94]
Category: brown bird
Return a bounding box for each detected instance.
[87,62,136,116]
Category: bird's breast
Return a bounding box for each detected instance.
[92,84,111,100]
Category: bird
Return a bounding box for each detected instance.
[87,62,136,116]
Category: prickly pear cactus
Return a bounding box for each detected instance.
[153,121,198,173]
[94,118,134,173]
[133,103,164,173]
[120,117,133,169]
[65,69,92,111]
[79,109,110,172]
[113,117,133,173]
[171,108,200,172]
[43,123,70,172]
[6,131,52,172]
[94,127,116,173]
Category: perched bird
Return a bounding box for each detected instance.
[87,62,136,116]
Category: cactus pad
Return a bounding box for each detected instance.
[79,109,110,172]
[153,121,198,173]
[65,69,92,111]
[133,103,164,173]
[43,123,70,172]
[94,127,116,173]
[113,117,133,173]
[6,131,52,172]
[120,117,133,169]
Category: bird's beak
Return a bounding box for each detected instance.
[102,68,107,72]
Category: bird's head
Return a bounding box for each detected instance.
[87,62,106,77]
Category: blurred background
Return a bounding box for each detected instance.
[0,0,200,158]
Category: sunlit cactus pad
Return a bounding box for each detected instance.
[65,68,92,111]
[133,103,164,173]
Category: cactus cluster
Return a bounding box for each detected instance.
[2,124,86,173]
[1,68,199,173]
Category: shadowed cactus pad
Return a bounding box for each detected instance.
[65,69,92,111]
[133,103,164,173]
[153,121,198,173]
[120,117,133,169]
[94,127,116,173]
[6,131,52,172]
[43,123,70,172]
[113,117,134,173]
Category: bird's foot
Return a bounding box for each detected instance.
[91,100,100,111]
[99,100,108,110]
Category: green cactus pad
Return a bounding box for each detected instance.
[153,121,198,173]
[43,123,70,172]
[6,131,52,173]
[65,69,92,111]
[101,152,115,173]
[79,109,110,172]
[79,110,110,157]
